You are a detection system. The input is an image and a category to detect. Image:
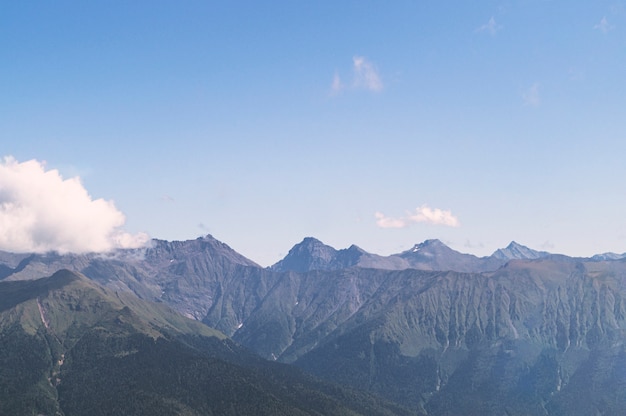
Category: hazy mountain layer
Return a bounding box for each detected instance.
[271,238,554,273]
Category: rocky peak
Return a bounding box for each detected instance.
[491,241,550,260]
[270,238,339,273]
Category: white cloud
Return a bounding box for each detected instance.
[375,205,460,229]
[522,83,540,107]
[476,17,502,36]
[375,212,408,228]
[330,56,383,94]
[352,56,383,92]
[594,17,614,34]
[0,156,149,254]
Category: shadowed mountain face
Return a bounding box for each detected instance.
[0,270,417,416]
[3,236,626,415]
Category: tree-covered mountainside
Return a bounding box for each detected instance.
[0,270,416,416]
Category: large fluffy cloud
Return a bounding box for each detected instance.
[375,205,460,228]
[0,156,149,253]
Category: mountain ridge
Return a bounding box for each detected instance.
[271,237,557,273]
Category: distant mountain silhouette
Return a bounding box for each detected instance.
[272,238,552,273]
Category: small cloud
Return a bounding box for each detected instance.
[330,72,344,95]
[522,82,540,107]
[540,241,555,250]
[594,16,614,33]
[352,56,383,92]
[476,17,502,36]
[407,205,460,227]
[161,195,175,203]
[330,56,383,94]
[375,212,408,228]
[0,156,149,254]
[375,205,460,229]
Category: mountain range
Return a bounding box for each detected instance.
[272,237,561,273]
[2,236,626,415]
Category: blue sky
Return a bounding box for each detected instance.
[2,1,625,265]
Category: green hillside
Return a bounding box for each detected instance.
[0,270,415,416]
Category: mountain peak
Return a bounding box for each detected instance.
[270,238,338,273]
[299,237,327,247]
[346,244,366,254]
[492,241,550,260]
[421,239,446,247]
[505,241,525,249]
[406,239,449,254]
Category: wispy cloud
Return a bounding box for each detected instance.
[0,156,149,254]
[594,16,614,33]
[352,56,383,92]
[522,82,540,107]
[330,56,383,94]
[375,205,460,229]
[476,17,502,36]
[330,71,344,95]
